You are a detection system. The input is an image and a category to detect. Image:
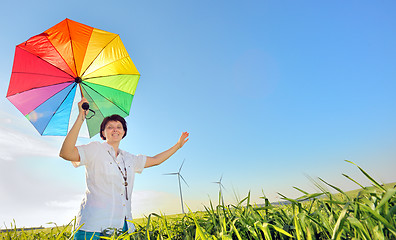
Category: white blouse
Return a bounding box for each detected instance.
[73,141,146,233]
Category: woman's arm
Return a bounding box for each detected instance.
[145,132,189,168]
[59,98,88,162]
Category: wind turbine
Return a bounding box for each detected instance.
[164,159,189,214]
[213,174,226,205]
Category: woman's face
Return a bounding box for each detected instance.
[102,120,125,143]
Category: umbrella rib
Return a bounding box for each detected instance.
[11,72,73,79]
[9,72,73,92]
[81,82,129,116]
[66,19,79,77]
[83,73,139,81]
[80,34,120,77]
[82,73,140,88]
[7,81,74,98]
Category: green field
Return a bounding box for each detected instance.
[1,160,396,240]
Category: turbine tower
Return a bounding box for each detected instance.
[213,174,226,205]
[164,159,189,214]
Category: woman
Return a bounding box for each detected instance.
[59,98,189,239]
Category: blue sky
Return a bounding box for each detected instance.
[1,0,396,228]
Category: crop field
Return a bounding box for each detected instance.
[1,160,396,240]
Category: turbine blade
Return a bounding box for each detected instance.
[179,159,186,172]
[180,174,189,187]
[163,173,178,175]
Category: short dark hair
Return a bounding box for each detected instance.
[100,114,127,140]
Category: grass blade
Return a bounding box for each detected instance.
[358,203,396,236]
[345,160,385,191]
[331,202,349,240]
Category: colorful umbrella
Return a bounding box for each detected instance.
[6,18,140,138]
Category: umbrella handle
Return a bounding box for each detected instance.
[81,102,95,120]
[82,102,89,110]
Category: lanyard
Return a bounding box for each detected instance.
[108,151,129,201]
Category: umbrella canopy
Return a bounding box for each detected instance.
[6,18,140,138]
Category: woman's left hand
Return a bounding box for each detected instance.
[145,131,190,168]
[177,132,189,149]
